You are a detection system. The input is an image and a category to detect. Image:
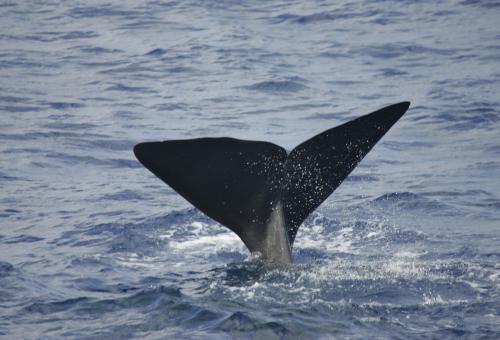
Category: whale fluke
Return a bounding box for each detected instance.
[134,101,410,263]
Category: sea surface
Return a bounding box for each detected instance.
[1,0,499,339]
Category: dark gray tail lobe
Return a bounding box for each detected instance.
[134,102,410,262]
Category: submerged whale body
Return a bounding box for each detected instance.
[134,102,410,264]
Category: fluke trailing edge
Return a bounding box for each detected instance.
[134,102,410,264]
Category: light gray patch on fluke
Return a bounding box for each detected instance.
[134,102,411,264]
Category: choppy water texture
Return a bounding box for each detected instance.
[1,0,500,339]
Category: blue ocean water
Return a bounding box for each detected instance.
[1,0,499,338]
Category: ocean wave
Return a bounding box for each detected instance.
[3,235,44,244]
[0,261,14,275]
[215,311,289,336]
[372,191,457,214]
[244,80,307,93]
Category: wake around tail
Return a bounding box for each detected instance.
[134,102,410,263]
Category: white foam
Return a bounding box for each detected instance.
[168,232,243,253]
[423,293,445,305]
[298,226,356,254]
[394,250,424,258]
[114,253,162,269]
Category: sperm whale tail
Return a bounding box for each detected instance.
[134,102,410,263]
